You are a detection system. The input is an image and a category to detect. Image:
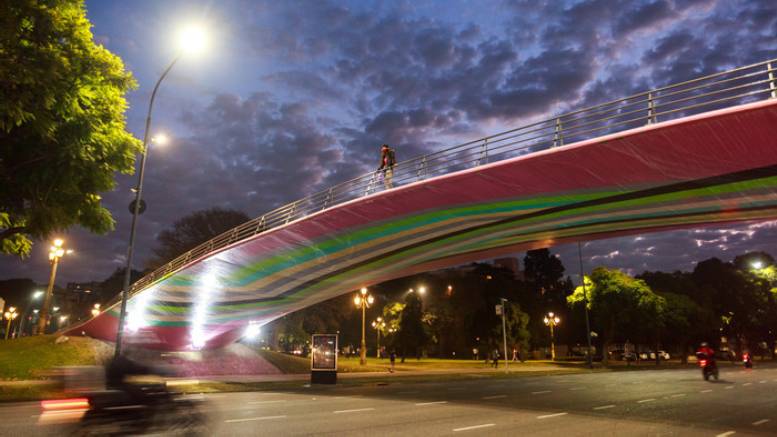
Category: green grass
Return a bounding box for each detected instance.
[257,350,548,374]
[0,335,112,380]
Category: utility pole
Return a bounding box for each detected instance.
[578,242,594,369]
[500,298,508,371]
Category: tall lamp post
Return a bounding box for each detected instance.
[114,24,208,358]
[354,287,374,365]
[4,307,18,340]
[38,239,72,335]
[543,312,561,360]
[371,317,385,358]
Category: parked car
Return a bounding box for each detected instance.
[609,349,637,361]
[639,350,670,360]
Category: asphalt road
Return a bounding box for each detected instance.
[5,363,777,436]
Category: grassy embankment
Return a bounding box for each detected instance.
[0,335,112,401]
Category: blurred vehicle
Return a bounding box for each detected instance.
[38,364,207,435]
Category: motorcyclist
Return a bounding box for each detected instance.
[696,342,716,368]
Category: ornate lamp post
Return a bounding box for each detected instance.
[371,317,386,358]
[354,287,374,365]
[4,307,18,339]
[38,239,72,335]
[543,312,561,360]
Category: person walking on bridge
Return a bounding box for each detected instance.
[378,144,396,189]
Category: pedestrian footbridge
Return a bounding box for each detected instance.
[68,59,777,350]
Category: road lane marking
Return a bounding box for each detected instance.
[537,412,568,419]
[248,400,287,405]
[593,404,616,410]
[415,401,448,406]
[670,393,686,398]
[482,395,507,400]
[700,389,713,393]
[753,419,770,426]
[725,386,735,389]
[743,382,752,386]
[716,431,736,437]
[637,398,656,403]
[453,424,495,432]
[569,387,584,391]
[225,415,286,423]
[532,390,552,395]
[333,408,375,414]
[759,380,767,384]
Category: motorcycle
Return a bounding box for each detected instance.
[696,352,719,381]
[39,383,207,436]
[743,352,753,369]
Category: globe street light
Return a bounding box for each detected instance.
[4,307,18,340]
[91,303,101,318]
[354,287,374,365]
[371,317,386,359]
[37,239,72,335]
[543,312,561,360]
[115,23,209,358]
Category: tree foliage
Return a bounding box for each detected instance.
[150,207,250,267]
[568,267,665,363]
[0,0,141,256]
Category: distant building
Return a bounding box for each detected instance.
[493,257,523,280]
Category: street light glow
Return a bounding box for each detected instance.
[152,133,169,145]
[418,286,427,295]
[53,239,63,247]
[752,260,764,270]
[177,23,209,56]
[243,323,261,341]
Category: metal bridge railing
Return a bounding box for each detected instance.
[114,58,777,304]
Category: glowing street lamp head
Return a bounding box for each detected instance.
[176,23,209,56]
[360,287,368,295]
[33,290,44,299]
[53,239,63,247]
[752,260,764,270]
[418,286,427,295]
[152,133,169,145]
[367,295,374,305]
[354,295,362,306]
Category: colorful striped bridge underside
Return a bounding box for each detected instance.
[68,99,777,350]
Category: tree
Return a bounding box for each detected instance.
[0,0,141,256]
[150,207,250,267]
[396,292,427,362]
[493,302,530,357]
[567,267,665,365]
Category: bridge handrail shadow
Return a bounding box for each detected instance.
[111,57,777,306]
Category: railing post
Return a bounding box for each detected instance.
[364,172,376,196]
[417,156,427,180]
[322,187,333,211]
[481,138,488,165]
[552,118,563,148]
[256,215,265,233]
[285,202,296,224]
[647,92,657,124]
[768,62,776,99]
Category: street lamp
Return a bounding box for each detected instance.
[4,307,18,340]
[371,317,386,358]
[17,290,44,337]
[752,260,764,270]
[37,239,72,335]
[115,23,209,358]
[91,303,101,318]
[543,312,561,360]
[354,287,374,365]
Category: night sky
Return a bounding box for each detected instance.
[3,0,777,286]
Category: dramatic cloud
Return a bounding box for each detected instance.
[3,0,777,285]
